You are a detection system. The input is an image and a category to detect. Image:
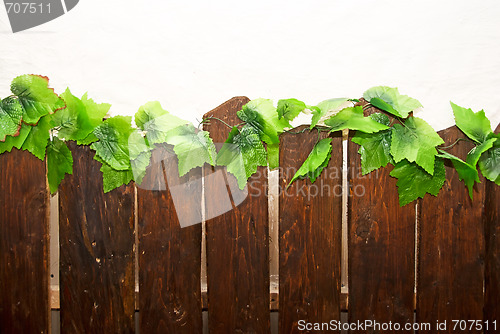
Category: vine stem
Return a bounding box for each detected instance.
[314,125,332,131]
[200,116,240,130]
[438,138,467,150]
[283,128,309,135]
[396,116,408,128]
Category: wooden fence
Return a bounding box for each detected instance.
[0,97,498,333]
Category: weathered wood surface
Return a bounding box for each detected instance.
[0,149,50,333]
[203,97,271,333]
[59,143,135,333]
[417,126,485,333]
[484,123,499,334]
[279,126,343,334]
[138,146,202,333]
[348,101,415,333]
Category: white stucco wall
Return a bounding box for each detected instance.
[1,0,499,131]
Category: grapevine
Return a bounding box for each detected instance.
[0,74,498,206]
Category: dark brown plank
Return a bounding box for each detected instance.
[417,126,485,333]
[279,126,343,333]
[203,97,271,333]
[59,143,135,333]
[484,123,499,334]
[138,146,202,333]
[0,149,50,333]
[348,100,415,333]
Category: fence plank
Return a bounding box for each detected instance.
[0,150,50,333]
[484,123,499,334]
[348,102,416,333]
[138,147,202,333]
[59,143,135,333]
[417,126,485,333]
[203,97,271,333]
[279,126,343,333]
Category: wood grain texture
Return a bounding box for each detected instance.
[279,126,343,334]
[138,146,202,333]
[484,123,499,333]
[0,149,50,333]
[203,97,271,333]
[417,126,485,333]
[59,143,135,333]
[348,101,416,333]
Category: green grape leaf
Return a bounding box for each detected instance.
[351,112,393,174]
[237,98,288,144]
[135,101,189,145]
[164,124,217,176]
[102,164,134,193]
[267,142,280,170]
[478,141,500,185]
[466,138,497,167]
[128,131,151,160]
[310,98,350,129]
[53,88,110,145]
[390,117,444,175]
[216,125,267,190]
[305,148,331,183]
[94,155,134,193]
[53,89,94,141]
[11,74,65,125]
[46,137,73,194]
[450,102,492,143]
[21,113,52,160]
[80,93,110,126]
[131,151,151,185]
[289,138,332,185]
[128,130,152,184]
[0,97,24,141]
[53,89,109,143]
[363,86,422,118]
[91,116,135,170]
[352,129,393,175]
[369,112,391,126]
[390,158,446,206]
[437,150,479,199]
[324,106,390,133]
[277,98,306,126]
[0,123,32,154]
[78,133,99,145]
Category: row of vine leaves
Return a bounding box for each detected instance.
[0,75,498,206]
